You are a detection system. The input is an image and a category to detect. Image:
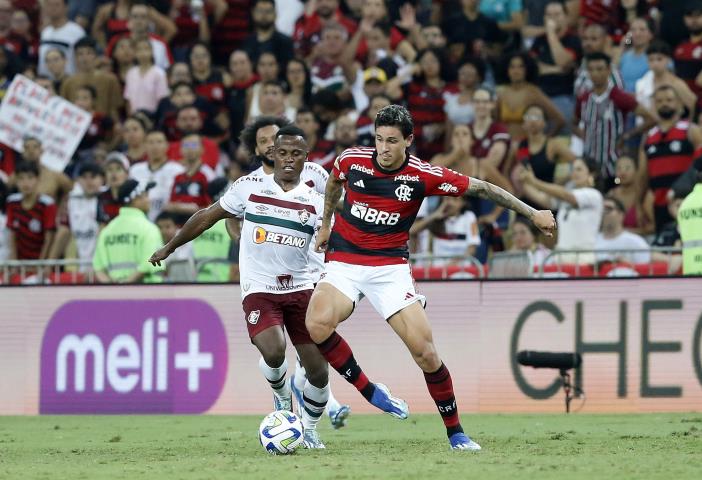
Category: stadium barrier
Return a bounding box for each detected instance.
[1,278,701,415]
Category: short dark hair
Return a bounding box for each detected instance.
[604,195,626,213]
[310,88,342,112]
[75,36,97,52]
[502,51,538,84]
[253,0,275,7]
[646,39,672,57]
[585,52,611,66]
[77,84,97,100]
[15,162,40,177]
[78,162,104,177]
[275,125,307,141]
[239,116,291,153]
[155,211,179,224]
[375,104,414,138]
[262,79,285,91]
[457,56,486,84]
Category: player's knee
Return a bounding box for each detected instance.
[259,344,287,367]
[412,343,440,371]
[305,303,335,343]
[304,361,328,388]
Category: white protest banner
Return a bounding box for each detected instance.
[0,74,92,172]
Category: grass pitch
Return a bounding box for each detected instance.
[1,413,700,479]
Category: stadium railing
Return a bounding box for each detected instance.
[0,259,94,285]
[536,247,682,278]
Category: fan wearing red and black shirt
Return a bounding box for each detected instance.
[164,133,215,224]
[306,104,556,451]
[674,2,702,112]
[6,162,56,260]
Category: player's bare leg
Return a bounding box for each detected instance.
[306,283,409,419]
[252,327,292,412]
[294,343,329,448]
[387,302,481,451]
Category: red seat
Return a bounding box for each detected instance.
[412,264,484,280]
[599,263,638,277]
[535,264,594,277]
[46,271,87,284]
[633,262,669,276]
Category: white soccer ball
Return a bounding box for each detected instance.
[259,410,304,454]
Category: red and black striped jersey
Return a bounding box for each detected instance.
[674,40,702,106]
[644,121,697,207]
[329,147,470,266]
[6,193,56,259]
[406,81,452,160]
[170,169,213,208]
[194,70,226,108]
[97,190,121,222]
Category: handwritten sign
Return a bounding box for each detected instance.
[0,75,92,171]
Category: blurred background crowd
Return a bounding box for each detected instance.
[0,0,701,283]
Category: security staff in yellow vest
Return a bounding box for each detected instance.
[93,179,164,283]
[678,159,702,275]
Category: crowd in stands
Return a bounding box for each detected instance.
[0,0,700,283]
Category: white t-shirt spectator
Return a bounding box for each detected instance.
[38,21,86,76]
[553,186,603,264]
[431,210,481,265]
[595,231,651,264]
[130,161,185,221]
[66,183,104,266]
[0,211,9,262]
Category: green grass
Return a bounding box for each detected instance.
[1,414,701,479]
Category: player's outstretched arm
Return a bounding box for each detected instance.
[315,174,345,252]
[466,177,557,237]
[149,202,234,266]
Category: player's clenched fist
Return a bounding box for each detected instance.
[532,210,557,237]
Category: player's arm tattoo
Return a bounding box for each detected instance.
[322,174,344,228]
[466,177,537,220]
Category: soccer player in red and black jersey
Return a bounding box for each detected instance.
[306,105,556,451]
[6,162,56,260]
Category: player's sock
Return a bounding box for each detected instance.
[301,381,329,431]
[326,388,342,413]
[258,356,291,399]
[316,332,376,401]
[424,362,464,437]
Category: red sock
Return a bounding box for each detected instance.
[424,363,463,435]
[316,332,374,400]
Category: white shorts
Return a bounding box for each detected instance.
[319,261,426,320]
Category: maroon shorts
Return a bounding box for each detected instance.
[242,290,313,345]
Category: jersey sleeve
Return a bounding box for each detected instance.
[331,148,354,182]
[218,176,252,218]
[572,188,603,210]
[425,166,470,197]
[304,162,329,194]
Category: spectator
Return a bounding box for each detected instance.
[293,0,357,59]
[469,87,511,173]
[442,0,502,63]
[349,66,386,114]
[72,85,116,167]
[92,178,164,283]
[285,57,312,111]
[0,178,8,262]
[61,36,124,121]
[521,0,550,46]
[356,92,390,147]
[574,52,654,188]
[519,157,603,264]
[166,104,223,170]
[98,151,130,222]
[636,40,697,119]
[496,51,565,139]
[109,35,135,87]
[595,195,651,265]
[0,44,20,100]
[37,0,85,76]
[246,51,281,120]
[191,176,238,282]
[120,114,151,164]
[508,214,551,268]
[6,162,56,260]
[226,49,257,146]
[155,210,195,282]
[129,130,185,221]
[91,0,132,48]
[167,61,192,86]
[677,159,702,274]
[0,0,15,48]
[480,0,524,38]
[512,104,575,187]
[190,42,226,109]
[674,1,702,115]
[50,162,106,265]
[242,0,294,67]
[169,0,226,59]
[124,38,170,114]
[652,188,684,250]
[310,22,357,101]
[255,80,295,121]
[640,85,702,233]
[529,0,582,127]
[8,8,37,65]
[43,48,68,93]
[444,57,485,126]
[295,107,334,162]
[419,24,447,51]
[163,133,215,223]
[607,155,654,235]
[574,23,622,98]
[616,17,654,93]
[313,113,358,171]
[105,2,174,71]
[9,137,72,203]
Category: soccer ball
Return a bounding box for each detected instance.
[259,410,304,454]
